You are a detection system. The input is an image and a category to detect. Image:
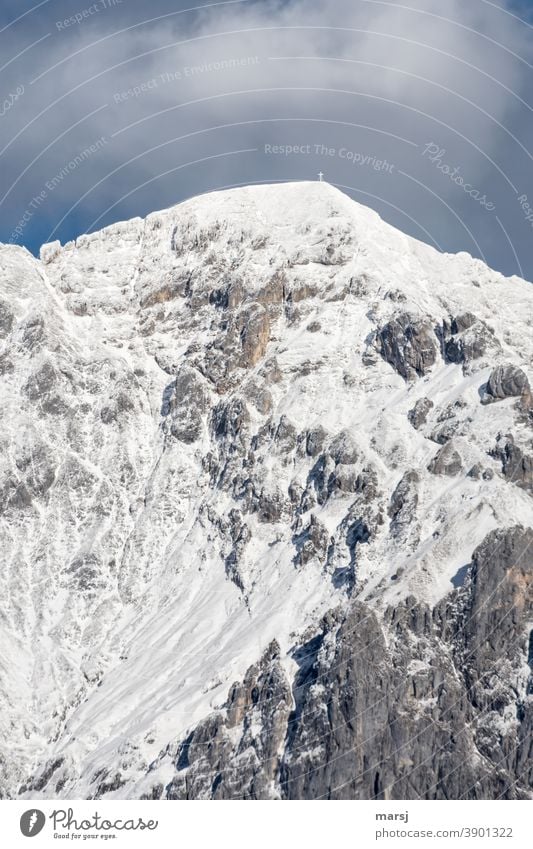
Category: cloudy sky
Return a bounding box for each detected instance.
[1,0,533,278]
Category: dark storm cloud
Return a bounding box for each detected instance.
[1,0,533,278]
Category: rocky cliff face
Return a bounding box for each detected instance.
[0,182,531,800]
[160,527,532,800]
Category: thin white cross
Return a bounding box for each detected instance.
[318,171,324,181]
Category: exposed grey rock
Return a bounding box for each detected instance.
[93,771,127,797]
[163,366,210,443]
[328,463,359,494]
[0,477,32,514]
[243,380,272,415]
[345,516,372,563]
[222,509,251,592]
[258,357,283,387]
[429,399,468,444]
[408,397,433,429]
[66,554,106,594]
[354,465,379,502]
[430,420,458,445]
[0,300,14,338]
[293,515,330,567]
[27,757,65,793]
[21,316,46,350]
[165,641,292,799]
[362,348,379,366]
[492,435,533,494]
[247,416,298,468]
[305,426,328,458]
[23,362,70,416]
[273,415,298,457]
[0,352,14,375]
[100,390,135,424]
[256,486,290,524]
[443,313,499,369]
[100,376,137,425]
[329,430,358,465]
[451,312,477,334]
[212,397,250,444]
[308,454,335,506]
[14,444,56,500]
[376,313,438,380]
[307,444,377,508]
[200,302,271,393]
[288,480,304,505]
[438,398,468,420]
[482,364,531,405]
[388,470,419,537]
[155,527,533,801]
[428,442,463,477]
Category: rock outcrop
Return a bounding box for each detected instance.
[482,364,531,405]
[376,313,438,380]
[1,183,532,802]
[428,442,463,477]
[442,313,500,370]
[408,397,434,430]
[492,435,533,494]
[146,527,533,800]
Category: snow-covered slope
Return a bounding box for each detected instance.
[0,182,531,799]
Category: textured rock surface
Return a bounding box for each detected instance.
[376,313,438,380]
[483,365,531,404]
[408,397,434,430]
[442,313,500,371]
[492,435,533,494]
[0,183,532,800]
[428,442,463,477]
[144,527,533,800]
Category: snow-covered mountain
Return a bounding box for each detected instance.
[0,182,531,800]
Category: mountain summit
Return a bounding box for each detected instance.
[1,182,532,799]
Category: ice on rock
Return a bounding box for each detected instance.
[0,182,532,799]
